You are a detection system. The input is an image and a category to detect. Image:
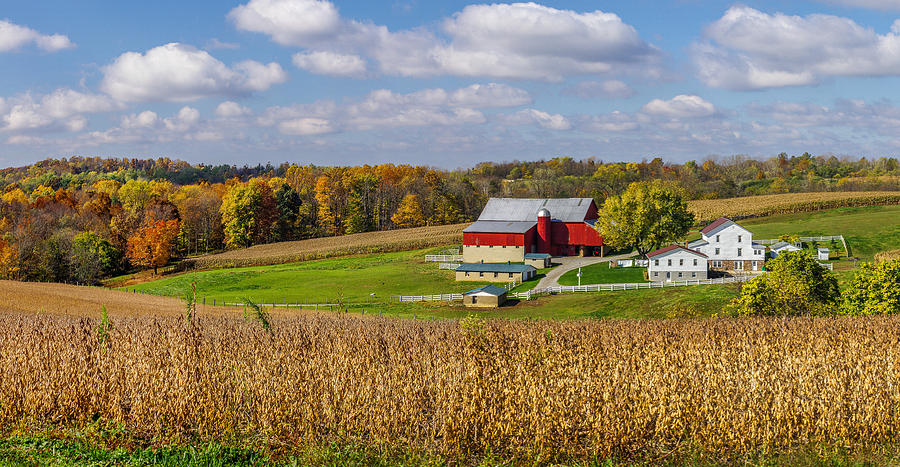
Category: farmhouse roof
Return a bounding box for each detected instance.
[770,241,799,250]
[524,253,551,259]
[463,285,508,297]
[455,263,537,273]
[463,220,537,234]
[700,217,733,234]
[477,198,595,223]
[647,244,708,258]
[688,239,708,248]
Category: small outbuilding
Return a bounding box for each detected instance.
[818,248,830,261]
[455,262,537,282]
[462,285,508,308]
[769,241,801,258]
[524,253,551,269]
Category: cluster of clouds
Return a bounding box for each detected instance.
[228,0,662,81]
[4,1,900,161]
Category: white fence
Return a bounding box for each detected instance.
[425,254,464,262]
[509,275,755,301]
[390,293,463,302]
[438,263,461,270]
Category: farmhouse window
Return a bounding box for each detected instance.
[679,259,683,266]
[716,235,720,242]
[735,261,744,270]
[715,248,720,255]
[678,272,683,278]
[692,272,696,278]
[693,259,698,266]
[654,259,659,266]
[654,272,658,277]
[738,235,742,243]
[737,248,742,257]
[667,259,672,266]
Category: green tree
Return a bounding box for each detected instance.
[842,259,900,315]
[344,174,378,234]
[594,180,694,257]
[70,231,121,284]
[728,251,840,316]
[274,183,302,241]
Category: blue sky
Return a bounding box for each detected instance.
[3,0,900,168]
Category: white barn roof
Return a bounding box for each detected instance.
[477,198,595,223]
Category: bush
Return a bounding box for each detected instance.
[842,259,900,315]
[728,250,840,316]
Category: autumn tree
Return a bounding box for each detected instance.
[728,251,840,316]
[220,179,277,248]
[315,168,350,235]
[391,193,425,228]
[126,216,180,275]
[842,259,900,315]
[594,180,694,257]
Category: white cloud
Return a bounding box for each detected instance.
[164,107,201,132]
[228,0,342,46]
[292,51,366,77]
[0,19,74,52]
[449,83,532,108]
[642,95,717,118]
[504,109,572,130]
[0,88,118,132]
[229,0,660,81]
[215,101,253,118]
[100,43,288,102]
[561,80,635,99]
[278,117,335,135]
[121,110,160,129]
[694,6,900,90]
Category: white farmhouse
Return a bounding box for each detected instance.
[688,217,766,272]
[647,245,708,282]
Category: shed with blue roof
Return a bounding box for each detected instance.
[462,285,509,308]
[455,262,537,282]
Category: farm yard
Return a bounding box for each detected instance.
[120,204,900,318]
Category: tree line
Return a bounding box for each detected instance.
[2,152,900,284]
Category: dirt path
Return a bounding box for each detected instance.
[535,251,637,289]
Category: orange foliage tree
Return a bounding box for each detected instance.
[126,217,180,274]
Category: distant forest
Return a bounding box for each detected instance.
[1,153,899,284]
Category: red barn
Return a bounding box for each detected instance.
[462,198,605,263]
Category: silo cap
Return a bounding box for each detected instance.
[537,208,551,218]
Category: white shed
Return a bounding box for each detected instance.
[818,248,830,261]
[769,241,801,258]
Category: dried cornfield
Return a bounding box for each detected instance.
[687,191,900,224]
[2,312,900,462]
[876,249,900,262]
[186,223,467,269]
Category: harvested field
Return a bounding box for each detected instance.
[687,191,900,224]
[0,280,225,318]
[3,313,900,463]
[875,249,900,262]
[187,223,467,269]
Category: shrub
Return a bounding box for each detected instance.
[728,251,839,316]
[842,259,900,315]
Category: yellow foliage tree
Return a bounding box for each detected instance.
[391,193,425,228]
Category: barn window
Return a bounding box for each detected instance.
[465,272,470,277]
[479,272,484,277]
[493,272,498,278]
[509,273,513,278]
[502,245,506,248]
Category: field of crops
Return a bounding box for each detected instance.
[2,312,900,463]
[686,191,900,224]
[187,223,467,269]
